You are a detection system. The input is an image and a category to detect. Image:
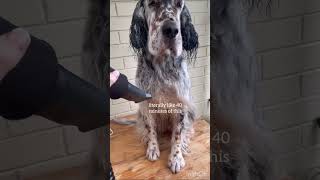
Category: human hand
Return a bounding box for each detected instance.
[110,70,120,87]
[0,28,30,80]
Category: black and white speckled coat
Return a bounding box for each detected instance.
[129,0,199,174]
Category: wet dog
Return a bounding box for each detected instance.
[129,0,198,173]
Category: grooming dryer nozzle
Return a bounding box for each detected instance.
[122,82,152,103]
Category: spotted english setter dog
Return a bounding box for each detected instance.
[129,0,198,173]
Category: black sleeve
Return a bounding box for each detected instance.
[0,17,107,132]
[0,17,58,120]
[36,64,108,132]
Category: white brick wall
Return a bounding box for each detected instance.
[110,0,210,119]
[0,1,93,179]
[0,0,209,178]
[249,0,320,178]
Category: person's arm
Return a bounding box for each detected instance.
[0,17,107,132]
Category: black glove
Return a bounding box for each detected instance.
[0,17,107,132]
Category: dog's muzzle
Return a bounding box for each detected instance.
[162,19,179,39]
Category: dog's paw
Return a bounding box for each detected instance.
[168,151,185,173]
[146,142,160,161]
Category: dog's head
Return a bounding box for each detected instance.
[130,0,198,59]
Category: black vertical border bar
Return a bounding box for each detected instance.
[210,0,214,179]
[103,0,111,178]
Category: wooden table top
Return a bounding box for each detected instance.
[110,115,210,180]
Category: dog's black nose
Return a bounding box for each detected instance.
[162,20,179,39]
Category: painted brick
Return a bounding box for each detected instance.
[256,55,263,81]
[0,0,45,26]
[194,102,205,118]
[189,67,205,78]
[110,58,125,69]
[204,75,209,85]
[119,68,137,80]
[194,13,209,25]
[205,24,210,34]
[116,2,137,16]
[110,102,131,116]
[194,25,207,36]
[274,0,305,18]
[0,118,8,140]
[0,128,65,171]
[59,56,83,77]
[257,76,300,107]
[110,17,132,30]
[191,85,204,95]
[186,1,208,13]
[111,2,117,16]
[262,43,320,79]
[278,147,320,175]
[198,35,210,47]
[110,44,134,58]
[123,56,138,68]
[7,116,59,136]
[263,97,320,130]
[305,0,320,13]
[249,0,310,21]
[45,0,88,21]
[194,56,209,67]
[197,47,207,57]
[204,65,210,75]
[191,76,205,87]
[302,70,320,97]
[248,2,276,23]
[304,13,320,43]
[302,123,320,147]
[63,127,94,154]
[250,17,301,51]
[27,20,86,58]
[272,127,301,154]
[0,171,18,180]
[119,30,130,44]
[204,83,210,100]
[192,91,206,103]
[310,173,320,180]
[19,152,89,179]
[110,31,120,44]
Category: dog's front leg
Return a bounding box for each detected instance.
[168,114,187,173]
[143,114,160,161]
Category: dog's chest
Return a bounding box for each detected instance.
[136,58,191,98]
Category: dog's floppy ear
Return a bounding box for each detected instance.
[180,5,198,57]
[129,0,148,53]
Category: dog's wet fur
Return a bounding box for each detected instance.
[129,0,198,173]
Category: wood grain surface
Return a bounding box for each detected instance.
[111,115,210,180]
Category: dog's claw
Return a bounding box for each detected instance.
[146,143,160,161]
[168,152,185,173]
